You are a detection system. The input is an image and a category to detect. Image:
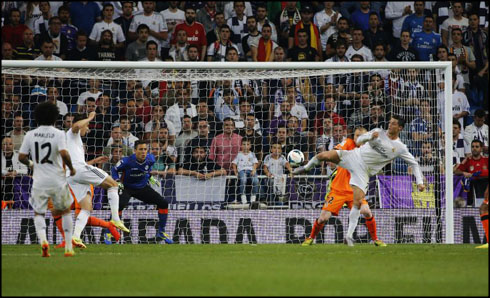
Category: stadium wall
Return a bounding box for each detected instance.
[2,209,485,245]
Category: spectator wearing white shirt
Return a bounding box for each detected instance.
[464,109,489,154]
[128,1,168,52]
[314,2,341,52]
[165,85,197,135]
[451,75,470,129]
[441,1,469,47]
[89,3,125,50]
[207,24,240,61]
[77,79,102,113]
[227,1,248,55]
[385,1,415,39]
[160,1,185,53]
[223,1,253,20]
[32,2,52,39]
[35,39,62,61]
[453,119,470,165]
[345,28,373,61]
[47,86,68,116]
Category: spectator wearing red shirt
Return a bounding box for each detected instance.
[1,9,29,48]
[314,95,346,136]
[209,118,242,174]
[456,139,489,206]
[172,7,207,61]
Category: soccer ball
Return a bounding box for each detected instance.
[287,149,304,167]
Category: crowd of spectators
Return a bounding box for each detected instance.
[1,1,489,207]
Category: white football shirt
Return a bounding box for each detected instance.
[89,20,126,44]
[19,126,68,189]
[66,128,87,168]
[129,12,168,49]
[355,128,424,184]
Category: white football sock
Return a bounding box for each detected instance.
[34,215,47,244]
[347,206,361,238]
[73,209,90,239]
[241,195,247,204]
[107,187,121,221]
[62,213,73,251]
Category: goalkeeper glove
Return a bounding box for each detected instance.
[117,181,124,191]
[149,176,161,187]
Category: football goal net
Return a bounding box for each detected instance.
[2,60,473,245]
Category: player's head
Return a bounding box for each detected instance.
[388,115,405,135]
[34,101,59,126]
[73,113,91,136]
[2,136,14,154]
[473,109,486,128]
[134,140,148,161]
[471,139,483,157]
[353,127,368,145]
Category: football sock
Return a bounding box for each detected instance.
[304,156,321,171]
[309,219,325,239]
[53,214,65,239]
[86,216,111,229]
[107,187,121,222]
[34,214,47,244]
[364,216,378,241]
[481,213,488,243]
[347,206,361,238]
[73,209,90,239]
[158,208,168,233]
[62,213,73,251]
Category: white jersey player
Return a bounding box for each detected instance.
[66,112,130,248]
[18,102,77,257]
[294,116,426,246]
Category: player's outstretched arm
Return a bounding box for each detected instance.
[355,129,379,146]
[72,111,96,134]
[400,149,425,191]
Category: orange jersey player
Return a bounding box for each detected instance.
[476,186,488,249]
[51,184,120,249]
[302,127,386,246]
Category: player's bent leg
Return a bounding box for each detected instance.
[72,194,91,249]
[360,204,386,246]
[294,150,341,174]
[137,185,173,244]
[100,177,129,233]
[302,210,332,246]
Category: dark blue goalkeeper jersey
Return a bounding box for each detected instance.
[111,153,155,189]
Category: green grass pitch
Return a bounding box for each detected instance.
[2,244,488,296]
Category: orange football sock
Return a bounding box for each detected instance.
[481,213,488,243]
[309,219,325,239]
[53,214,65,239]
[365,216,378,241]
[86,216,111,229]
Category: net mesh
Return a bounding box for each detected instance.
[1,63,479,245]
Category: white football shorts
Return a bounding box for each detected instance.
[335,149,370,193]
[30,184,73,214]
[68,182,94,203]
[69,164,108,186]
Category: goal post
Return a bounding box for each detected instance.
[2,60,458,244]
